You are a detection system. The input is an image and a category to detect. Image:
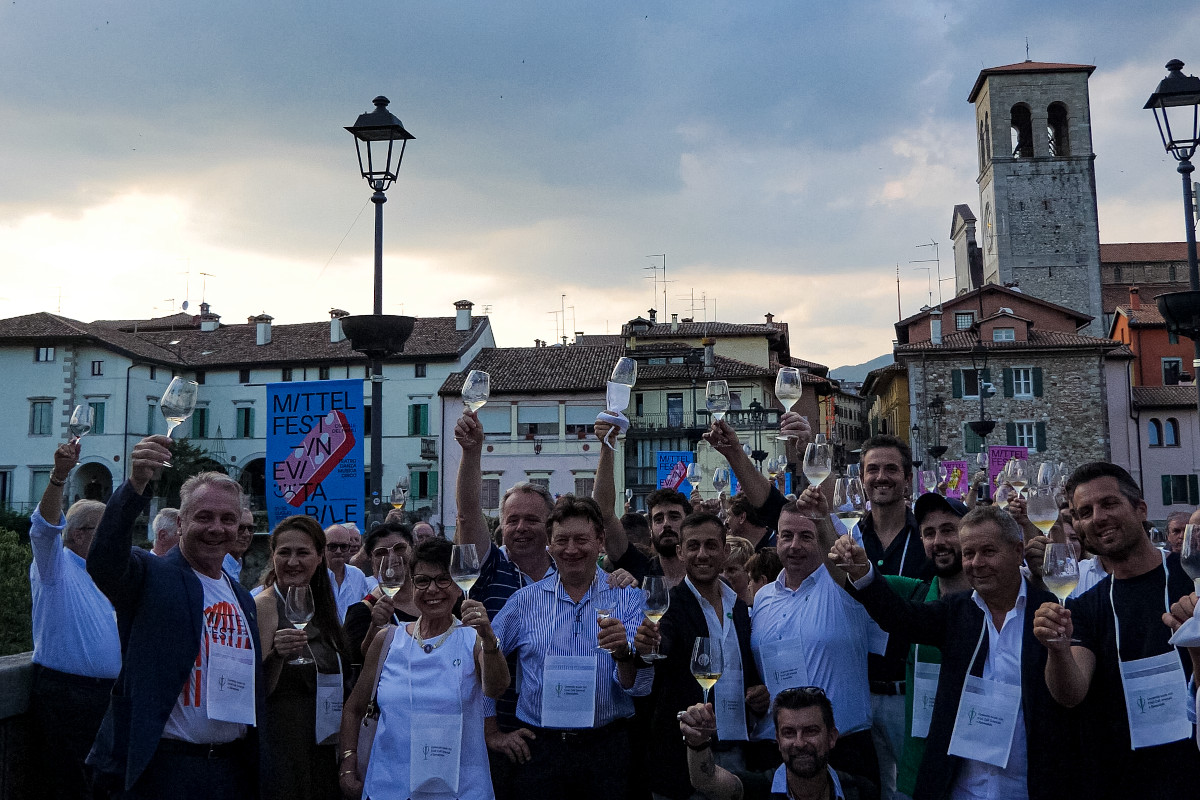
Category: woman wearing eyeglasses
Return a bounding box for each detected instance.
[343,523,421,667]
[338,537,510,800]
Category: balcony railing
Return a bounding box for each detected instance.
[629,407,781,434]
[420,437,438,460]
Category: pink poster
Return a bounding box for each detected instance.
[988,446,1028,489]
[941,460,970,500]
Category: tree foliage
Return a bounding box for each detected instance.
[0,528,33,655]
[154,438,227,507]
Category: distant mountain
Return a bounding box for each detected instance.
[829,353,894,383]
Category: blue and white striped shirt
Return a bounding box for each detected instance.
[493,567,652,728]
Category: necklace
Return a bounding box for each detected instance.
[413,616,455,654]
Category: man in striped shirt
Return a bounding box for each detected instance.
[493,496,652,800]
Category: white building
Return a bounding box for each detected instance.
[0,301,493,519]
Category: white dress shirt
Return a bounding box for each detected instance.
[750,566,874,738]
[329,564,371,622]
[683,576,745,680]
[28,509,121,678]
[951,581,1029,800]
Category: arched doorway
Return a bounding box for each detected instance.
[73,461,113,504]
[237,457,267,510]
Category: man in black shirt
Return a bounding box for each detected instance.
[1035,462,1200,799]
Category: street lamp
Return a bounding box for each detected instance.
[966,342,996,442]
[926,395,948,461]
[1146,60,1200,413]
[911,424,923,470]
[342,96,417,528]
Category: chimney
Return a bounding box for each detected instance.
[930,308,943,345]
[198,301,220,332]
[575,331,584,344]
[671,313,679,333]
[329,308,349,343]
[702,336,716,375]
[454,300,473,332]
[1129,286,1141,311]
[648,308,657,324]
[765,312,774,326]
[253,313,273,346]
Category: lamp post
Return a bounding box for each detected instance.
[926,395,948,461]
[967,342,996,443]
[1145,60,1200,415]
[911,424,923,470]
[342,96,417,528]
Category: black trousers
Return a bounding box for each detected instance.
[122,739,255,800]
[516,721,631,800]
[29,664,115,800]
[828,729,880,798]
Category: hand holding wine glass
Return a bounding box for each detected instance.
[690,637,723,705]
[284,585,316,665]
[774,368,803,439]
[1042,543,1080,643]
[450,544,481,596]
[705,381,730,422]
[461,370,491,413]
[1181,524,1200,594]
[640,577,670,661]
[159,378,199,468]
[377,552,407,599]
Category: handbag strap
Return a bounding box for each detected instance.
[365,624,399,716]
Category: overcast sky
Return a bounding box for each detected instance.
[1,2,1197,368]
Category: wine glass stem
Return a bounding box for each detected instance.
[702,687,710,705]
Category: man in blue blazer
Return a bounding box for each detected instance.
[87,435,265,799]
[832,504,1083,800]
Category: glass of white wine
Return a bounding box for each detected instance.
[69,405,94,444]
[690,636,723,705]
[686,462,703,495]
[802,436,832,518]
[641,577,670,661]
[284,585,315,665]
[378,552,407,598]
[775,368,803,439]
[705,380,730,423]
[1026,486,1059,536]
[159,378,199,468]
[450,543,481,596]
[462,370,491,413]
[712,467,731,495]
[1042,543,1080,643]
[1008,458,1030,499]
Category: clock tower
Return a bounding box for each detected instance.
[969,61,1105,336]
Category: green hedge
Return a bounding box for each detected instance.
[0,528,33,655]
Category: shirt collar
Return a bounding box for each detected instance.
[770,764,845,799]
[774,563,827,594]
[970,575,1029,621]
[544,567,606,604]
[684,575,737,616]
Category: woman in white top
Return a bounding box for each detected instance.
[338,537,510,799]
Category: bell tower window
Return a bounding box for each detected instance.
[1047,103,1070,156]
[1010,104,1033,158]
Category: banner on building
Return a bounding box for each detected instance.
[988,446,1028,490]
[266,380,364,530]
[941,460,970,500]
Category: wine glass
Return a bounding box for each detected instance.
[775,368,803,439]
[284,585,315,665]
[1008,459,1029,499]
[378,552,406,598]
[1026,486,1059,536]
[1043,543,1080,643]
[833,476,865,530]
[625,488,633,504]
[994,483,1014,510]
[461,370,491,413]
[1036,461,1056,489]
[712,467,730,495]
[159,378,199,467]
[690,637,723,705]
[69,405,94,444]
[610,357,637,387]
[686,462,703,494]
[802,438,832,518]
[1181,524,1200,594]
[450,544,481,595]
[705,381,731,422]
[641,577,670,661]
[767,455,781,482]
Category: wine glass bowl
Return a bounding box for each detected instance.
[641,577,670,661]
[1042,543,1080,643]
[159,378,199,468]
[450,543,482,596]
[69,405,94,443]
[1025,486,1059,535]
[802,439,833,517]
[686,462,703,494]
[690,636,723,705]
[774,368,803,439]
[284,585,316,665]
[712,467,730,494]
[705,381,731,422]
[378,553,407,598]
[610,357,637,387]
[461,370,491,413]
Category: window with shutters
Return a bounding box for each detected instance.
[518,405,558,437]
[565,405,605,437]
[481,478,500,511]
[953,369,982,399]
[574,476,595,496]
[191,406,207,438]
[1012,368,1033,398]
[29,401,53,436]
[89,401,106,435]
[963,423,984,454]
[1013,421,1036,449]
[236,407,254,438]
[1162,474,1200,506]
[411,469,438,500]
[409,403,430,436]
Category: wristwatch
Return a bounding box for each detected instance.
[611,644,636,663]
[482,635,501,654]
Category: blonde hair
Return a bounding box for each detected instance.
[726,535,755,567]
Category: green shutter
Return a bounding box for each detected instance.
[91,402,106,435]
[982,368,991,385]
[952,370,963,399]
[420,404,430,436]
[1190,475,1199,506]
[1003,368,1014,397]
[408,405,417,436]
[1163,475,1174,506]
[964,424,982,454]
[1032,367,1044,397]
[1035,421,1047,452]
[429,470,438,499]
[1006,422,1016,446]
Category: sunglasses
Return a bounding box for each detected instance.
[776,686,827,700]
[326,543,354,552]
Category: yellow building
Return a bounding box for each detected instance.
[862,363,910,442]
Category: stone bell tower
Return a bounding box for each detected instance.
[969,61,1105,335]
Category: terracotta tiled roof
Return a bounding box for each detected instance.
[969,61,1096,101]
[895,283,1093,331]
[861,363,906,397]
[638,354,777,382]
[439,344,622,395]
[1102,285,1188,315]
[1132,386,1200,409]
[622,320,783,339]
[1100,242,1189,263]
[0,312,186,363]
[895,329,1121,353]
[92,312,200,332]
[790,356,829,375]
[1113,305,1167,326]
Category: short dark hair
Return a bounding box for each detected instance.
[729,495,768,528]
[1066,462,1143,509]
[772,686,835,731]
[365,521,414,556]
[411,537,453,574]
[621,512,650,538]
[680,512,726,542]
[647,488,691,516]
[547,495,605,539]
[746,548,782,583]
[861,434,913,479]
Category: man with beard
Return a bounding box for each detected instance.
[645,487,691,587]
[1034,462,1200,799]
[678,688,878,800]
[836,505,1081,800]
[882,493,970,800]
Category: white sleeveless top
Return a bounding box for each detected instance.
[363,624,494,800]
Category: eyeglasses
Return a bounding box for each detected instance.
[238,525,255,534]
[776,686,827,700]
[326,543,354,552]
[372,544,410,560]
[412,574,455,591]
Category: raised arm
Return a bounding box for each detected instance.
[831,536,950,646]
[31,442,79,579]
[704,420,771,508]
[593,418,630,562]
[453,410,491,552]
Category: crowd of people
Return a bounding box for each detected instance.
[24,407,1200,800]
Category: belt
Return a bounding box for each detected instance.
[157,738,246,759]
[529,718,627,744]
[32,664,117,688]
[869,680,907,696]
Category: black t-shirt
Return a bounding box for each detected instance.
[1070,553,1200,798]
[612,542,654,585]
[856,508,928,683]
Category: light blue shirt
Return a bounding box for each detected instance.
[222,553,242,582]
[329,564,371,622]
[29,509,121,678]
[771,764,846,799]
[493,568,652,728]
